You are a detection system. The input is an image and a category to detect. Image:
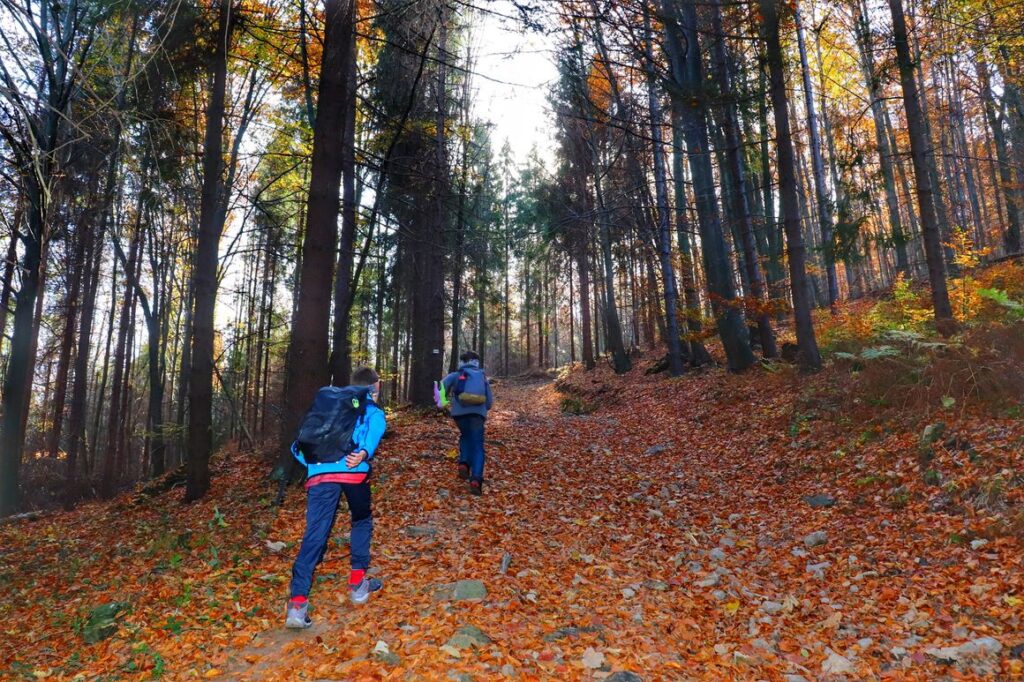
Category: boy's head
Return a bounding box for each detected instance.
[352,367,381,395]
[459,350,480,365]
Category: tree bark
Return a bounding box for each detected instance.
[760,0,822,371]
[186,0,232,501]
[887,0,955,328]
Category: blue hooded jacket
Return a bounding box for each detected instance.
[442,359,494,418]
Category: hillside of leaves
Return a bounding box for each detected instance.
[3,266,1024,680]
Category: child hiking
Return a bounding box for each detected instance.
[285,367,386,629]
[442,351,494,496]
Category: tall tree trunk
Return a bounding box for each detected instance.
[662,0,754,371]
[888,0,955,328]
[709,0,777,358]
[330,13,359,386]
[186,0,232,501]
[794,5,838,307]
[643,6,684,376]
[976,52,1022,254]
[760,0,822,371]
[408,4,447,402]
[856,0,909,275]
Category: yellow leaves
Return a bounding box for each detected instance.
[724,599,741,616]
[1003,595,1023,608]
[205,668,222,678]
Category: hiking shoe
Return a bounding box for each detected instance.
[285,598,312,629]
[457,462,470,480]
[469,479,483,496]
[349,577,382,605]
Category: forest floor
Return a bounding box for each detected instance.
[2,351,1024,680]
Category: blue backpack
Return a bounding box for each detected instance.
[295,386,370,463]
[454,367,488,406]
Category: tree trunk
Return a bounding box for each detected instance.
[662,0,754,371]
[709,0,777,358]
[330,14,359,386]
[643,6,684,376]
[760,0,822,371]
[888,0,955,328]
[186,0,231,501]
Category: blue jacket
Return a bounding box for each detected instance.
[291,399,387,478]
[442,360,494,418]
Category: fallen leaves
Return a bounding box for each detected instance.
[2,356,1023,679]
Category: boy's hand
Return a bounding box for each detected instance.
[345,450,367,468]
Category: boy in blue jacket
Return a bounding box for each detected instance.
[286,367,386,629]
[442,351,494,496]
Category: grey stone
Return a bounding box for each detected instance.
[445,624,492,651]
[499,552,512,574]
[500,663,518,678]
[83,602,128,644]
[821,650,854,674]
[711,590,727,601]
[542,625,603,642]
[645,443,671,456]
[606,673,643,682]
[697,574,721,588]
[803,531,828,548]
[435,579,487,602]
[760,600,784,615]
[803,494,837,508]
[643,579,669,591]
[406,525,438,538]
[970,539,988,550]
[709,548,727,561]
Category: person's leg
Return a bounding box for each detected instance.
[469,415,486,482]
[341,481,373,572]
[342,480,381,604]
[455,416,471,479]
[289,483,342,599]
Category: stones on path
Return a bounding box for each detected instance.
[803,531,828,548]
[644,443,672,456]
[821,649,854,675]
[925,636,1002,664]
[709,548,726,562]
[697,573,721,588]
[803,494,836,508]
[442,624,491,657]
[83,601,128,643]
[499,552,512,575]
[542,625,603,642]
[434,579,487,602]
[605,672,643,682]
[582,647,605,669]
[405,525,438,538]
[759,600,784,615]
[373,640,400,666]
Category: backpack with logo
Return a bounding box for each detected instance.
[294,386,370,463]
[454,367,488,406]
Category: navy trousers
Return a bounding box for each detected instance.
[454,414,486,481]
[289,480,372,598]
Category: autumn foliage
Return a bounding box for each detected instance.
[3,291,1024,679]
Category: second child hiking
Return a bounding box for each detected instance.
[441,351,494,496]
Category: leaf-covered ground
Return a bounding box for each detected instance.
[2,359,1024,680]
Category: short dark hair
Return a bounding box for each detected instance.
[351,367,380,386]
[459,350,480,363]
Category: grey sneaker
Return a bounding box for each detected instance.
[349,577,382,605]
[285,598,312,629]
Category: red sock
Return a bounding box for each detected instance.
[289,595,307,604]
[349,569,366,586]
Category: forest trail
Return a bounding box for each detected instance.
[4,362,1023,680]
[216,368,1020,681]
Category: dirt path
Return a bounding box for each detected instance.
[220,375,1017,680]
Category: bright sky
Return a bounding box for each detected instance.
[470,2,559,165]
